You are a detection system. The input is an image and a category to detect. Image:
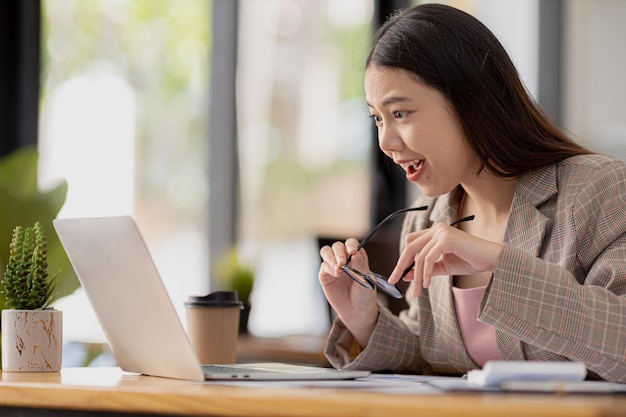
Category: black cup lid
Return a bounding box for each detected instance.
[185,291,243,308]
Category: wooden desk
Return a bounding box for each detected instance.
[0,367,625,417]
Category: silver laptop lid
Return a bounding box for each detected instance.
[54,216,205,381]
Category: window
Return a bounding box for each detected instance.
[39,0,211,344]
[236,0,374,335]
[39,0,375,342]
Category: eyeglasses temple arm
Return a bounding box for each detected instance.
[356,205,428,251]
[345,205,428,265]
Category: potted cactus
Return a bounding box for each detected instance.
[1,221,62,372]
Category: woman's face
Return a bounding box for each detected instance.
[365,65,479,197]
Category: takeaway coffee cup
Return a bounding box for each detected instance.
[185,291,243,364]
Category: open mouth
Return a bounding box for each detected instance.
[406,159,424,174]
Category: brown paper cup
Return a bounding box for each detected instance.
[185,291,243,364]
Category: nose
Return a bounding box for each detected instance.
[377,123,404,155]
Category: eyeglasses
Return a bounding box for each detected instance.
[341,207,475,299]
[341,206,428,299]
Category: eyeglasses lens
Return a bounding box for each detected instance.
[366,273,403,299]
[340,265,374,290]
[341,265,403,299]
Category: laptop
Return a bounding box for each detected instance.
[53,216,370,382]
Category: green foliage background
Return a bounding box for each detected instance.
[41,0,211,217]
[0,147,80,309]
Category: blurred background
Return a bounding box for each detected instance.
[0,0,624,364]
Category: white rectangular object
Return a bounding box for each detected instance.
[467,360,587,387]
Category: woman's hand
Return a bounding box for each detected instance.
[388,223,503,297]
[318,238,379,348]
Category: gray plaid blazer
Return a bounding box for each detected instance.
[325,154,626,383]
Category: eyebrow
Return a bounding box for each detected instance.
[366,96,412,108]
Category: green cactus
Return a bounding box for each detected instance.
[1,222,57,310]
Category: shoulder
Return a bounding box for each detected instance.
[556,154,626,241]
[556,154,626,203]
[557,154,626,184]
[517,154,626,206]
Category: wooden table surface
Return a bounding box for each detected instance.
[0,367,625,417]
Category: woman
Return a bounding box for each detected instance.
[318,3,626,383]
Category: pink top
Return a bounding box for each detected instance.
[451,285,503,367]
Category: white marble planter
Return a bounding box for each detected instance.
[2,309,62,372]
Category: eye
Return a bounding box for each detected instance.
[393,110,408,119]
[369,114,382,126]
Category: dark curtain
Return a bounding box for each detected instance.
[0,0,40,158]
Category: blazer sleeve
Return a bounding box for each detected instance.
[324,306,426,373]
[479,160,626,383]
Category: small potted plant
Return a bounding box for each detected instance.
[1,221,62,372]
[215,247,255,334]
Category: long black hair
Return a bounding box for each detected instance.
[367,4,592,177]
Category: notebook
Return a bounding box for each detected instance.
[53,216,370,382]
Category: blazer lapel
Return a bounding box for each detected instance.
[431,276,478,368]
[494,164,557,360]
[429,188,478,368]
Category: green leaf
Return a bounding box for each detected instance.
[0,148,80,311]
[0,147,39,198]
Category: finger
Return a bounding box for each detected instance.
[421,226,456,288]
[403,230,423,246]
[388,272,400,285]
[318,255,347,287]
[319,244,333,260]
[390,257,417,284]
[389,237,426,283]
[422,248,440,289]
[410,275,422,298]
[400,261,415,282]
[331,241,348,265]
[413,234,439,290]
[410,233,444,297]
[318,261,338,280]
[321,245,344,275]
[344,238,361,255]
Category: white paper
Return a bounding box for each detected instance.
[201,373,461,394]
